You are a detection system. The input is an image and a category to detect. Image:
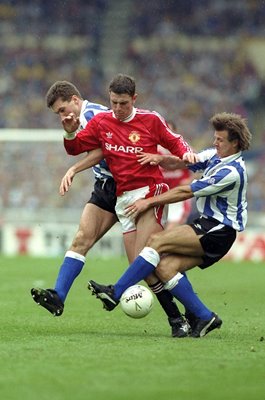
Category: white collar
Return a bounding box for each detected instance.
[220,151,242,163]
[112,107,136,122]
[80,100,87,115]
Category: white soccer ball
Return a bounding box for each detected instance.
[120,285,154,319]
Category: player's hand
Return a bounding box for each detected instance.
[137,152,163,166]
[182,151,199,164]
[59,167,76,196]
[62,113,80,133]
[125,198,150,218]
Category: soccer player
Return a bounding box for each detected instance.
[30,79,190,338]
[88,112,252,338]
[31,80,117,316]
[61,74,198,337]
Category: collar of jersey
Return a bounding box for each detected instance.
[219,151,242,164]
[112,107,136,122]
[80,100,87,116]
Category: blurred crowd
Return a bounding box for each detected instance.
[1,0,265,215]
[0,0,107,128]
[127,44,261,147]
[128,0,265,38]
[0,141,95,211]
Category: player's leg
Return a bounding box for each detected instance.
[113,186,189,336]
[134,208,189,336]
[123,231,137,263]
[31,203,117,315]
[89,220,211,323]
[88,220,227,336]
[146,220,227,335]
[153,222,236,336]
[138,224,215,328]
[156,254,222,337]
[88,220,199,302]
[88,248,221,337]
[31,177,118,315]
[146,224,205,257]
[54,203,117,302]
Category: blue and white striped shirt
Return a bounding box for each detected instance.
[188,148,248,231]
[79,100,113,180]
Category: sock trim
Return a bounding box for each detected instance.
[149,281,164,294]
[65,251,86,263]
[164,273,183,291]
[139,247,160,267]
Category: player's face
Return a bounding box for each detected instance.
[51,95,81,121]
[109,91,137,121]
[213,130,238,158]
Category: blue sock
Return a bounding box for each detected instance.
[166,274,213,320]
[54,251,85,302]
[114,247,160,299]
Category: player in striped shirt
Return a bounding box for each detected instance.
[88,112,252,337]
[31,81,117,315]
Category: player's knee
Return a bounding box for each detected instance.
[156,258,171,281]
[156,256,182,282]
[71,229,96,253]
[146,232,161,250]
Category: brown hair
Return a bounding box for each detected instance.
[210,112,252,151]
[109,74,136,97]
[46,81,82,108]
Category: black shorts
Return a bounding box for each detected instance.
[88,178,117,215]
[189,216,237,269]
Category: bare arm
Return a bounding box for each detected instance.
[136,152,199,170]
[125,185,194,217]
[59,148,104,195]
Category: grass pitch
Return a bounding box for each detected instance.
[0,255,264,400]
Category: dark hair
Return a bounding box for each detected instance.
[46,81,82,108]
[109,74,136,97]
[210,112,252,151]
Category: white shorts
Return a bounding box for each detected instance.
[115,183,169,233]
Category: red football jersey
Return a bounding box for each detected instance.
[65,108,191,195]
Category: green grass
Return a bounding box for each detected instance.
[0,255,265,400]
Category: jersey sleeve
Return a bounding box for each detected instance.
[152,113,192,157]
[188,148,216,173]
[191,167,238,197]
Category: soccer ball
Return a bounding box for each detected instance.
[120,285,154,319]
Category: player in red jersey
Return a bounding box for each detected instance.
[62,74,198,337]
[63,74,196,257]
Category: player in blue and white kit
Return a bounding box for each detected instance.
[88,112,252,338]
[31,81,118,316]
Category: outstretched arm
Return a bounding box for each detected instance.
[125,185,194,217]
[59,148,104,195]
[136,152,199,170]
